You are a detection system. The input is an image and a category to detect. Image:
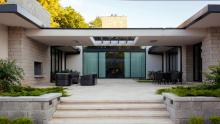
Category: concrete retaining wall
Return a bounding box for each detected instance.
[163,93,220,124]
[0,93,61,124]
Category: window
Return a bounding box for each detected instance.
[34,62,42,75]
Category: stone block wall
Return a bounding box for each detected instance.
[0,93,61,124]
[8,27,50,85]
[202,27,220,80]
[163,93,220,124]
[182,45,193,82]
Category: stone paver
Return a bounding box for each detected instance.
[64,79,171,101]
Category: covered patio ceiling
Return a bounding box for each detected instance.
[26,28,206,46]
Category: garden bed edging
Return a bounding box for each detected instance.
[162,93,220,124]
[0,93,61,124]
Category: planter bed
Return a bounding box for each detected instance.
[163,93,220,124]
[0,93,61,124]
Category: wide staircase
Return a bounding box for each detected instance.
[49,98,173,124]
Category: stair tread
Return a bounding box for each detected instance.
[53,110,169,118]
[60,99,163,104]
[49,118,173,124]
[57,103,166,110]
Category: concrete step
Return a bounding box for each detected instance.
[60,99,163,104]
[53,110,169,118]
[49,118,173,124]
[57,103,166,110]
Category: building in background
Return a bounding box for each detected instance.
[100,15,127,28]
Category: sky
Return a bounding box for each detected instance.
[60,0,220,28]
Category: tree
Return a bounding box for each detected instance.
[89,17,102,28]
[0,0,6,4]
[37,0,63,27]
[55,7,89,28]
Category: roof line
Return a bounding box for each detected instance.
[0,4,43,28]
[179,4,220,29]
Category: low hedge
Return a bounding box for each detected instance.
[189,116,204,124]
[156,85,220,97]
[0,86,68,97]
[0,116,10,124]
[209,116,220,124]
[0,117,33,124]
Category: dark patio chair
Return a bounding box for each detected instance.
[178,72,183,84]
[163,72,171,84]
[55,73,71,86]
[155,72,164,85]
[170,71,179,84]
[80,74,97,86]
[70,72,80,84]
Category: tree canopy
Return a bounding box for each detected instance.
[37,0,89,28]
[89,17,102,28]
[0,0,6,4]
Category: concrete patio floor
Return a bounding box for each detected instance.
[63,79,172,100]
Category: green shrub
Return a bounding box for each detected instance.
[156,85,220,97]
[0,86,68,97]
[204,62,220,87]
[189,116,204,124]
[209,116,220,124]
[0,116,11,124]
[0,59,24,92]
[12,117,33,124]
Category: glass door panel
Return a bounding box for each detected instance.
[124,52,131,78]
[131,52,145,78]
[99,52,106,78]
[83,52,98,75]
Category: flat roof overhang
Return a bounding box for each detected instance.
[0,4,44,28]
[179,5,220,29]
[26,28,206,46]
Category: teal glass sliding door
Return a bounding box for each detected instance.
[83,52,98,75]
[131,52,145,78]
[99,52,106,78]
[83,51,145,78]
[124,52,131,78]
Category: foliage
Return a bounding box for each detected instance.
[37,0,88,28]
[0,86,68,97]
[0,0,6,4]
[0,116,11,124]
[12,118,33,124]
[156,85,220,97]
[137,80,153,83]
[89,17,102,28]
[209,116,220,124]
[189,117,204,124]
[204,62,220,87]
[55,7,89,28]
[0,59,24,92]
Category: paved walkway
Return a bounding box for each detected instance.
[64,79,171,100]
[49,79,174,124]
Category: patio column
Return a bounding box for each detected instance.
[182,45,193,83]
[202,27,220,81]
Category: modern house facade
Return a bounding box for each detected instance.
[0,0,220,85]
